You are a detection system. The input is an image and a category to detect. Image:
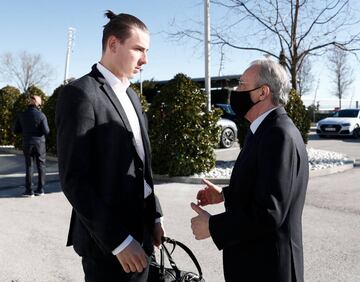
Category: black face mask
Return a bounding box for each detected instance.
[230,86,262,118]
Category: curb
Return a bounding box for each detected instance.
[0,146,58,162]
[154,159,355,185]
[154,174,231,185]
[1,146,355,186]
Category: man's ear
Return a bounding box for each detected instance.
[107,35,118,53]
[261,85,271,99]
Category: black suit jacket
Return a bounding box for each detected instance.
[209,107,309,282]
[14,106,50,145]
[56,65,162,258]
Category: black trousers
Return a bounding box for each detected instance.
[23,143,46,191]
[81,224,153,282]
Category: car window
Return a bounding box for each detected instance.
[333,110,360,118]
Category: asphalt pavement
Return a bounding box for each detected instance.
[0,138,359,281]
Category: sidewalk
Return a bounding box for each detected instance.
[1,148,359,281]
[0,145,355,191]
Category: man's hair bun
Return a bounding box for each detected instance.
[104,10,117,20]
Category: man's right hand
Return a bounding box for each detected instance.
[196,179,224,206]
[115,240,147,273]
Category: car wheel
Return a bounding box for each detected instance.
[353,124,360,138]
[220,128,235,148]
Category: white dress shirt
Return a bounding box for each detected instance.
[250,106,279,134]
[96,63,154,255]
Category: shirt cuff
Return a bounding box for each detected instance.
[155,217,164,224]
[112,235,133,255]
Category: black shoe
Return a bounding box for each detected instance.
[22,190,34,197]
[34,189,45,196]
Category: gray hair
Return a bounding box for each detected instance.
[251,59,291,105]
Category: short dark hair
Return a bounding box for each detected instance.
[102,10,148,52]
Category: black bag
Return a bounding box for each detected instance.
[148,236,205,282]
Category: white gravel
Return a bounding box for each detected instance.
[193,148,352,179]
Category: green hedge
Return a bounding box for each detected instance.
[0,86,21,145]
[148,73,221,176]
[285,89,311,143]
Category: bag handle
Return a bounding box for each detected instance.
[160,236,203,279]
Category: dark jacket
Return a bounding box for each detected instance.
[209,107,309,282]
[13,106,50,144]
[56,65,162,258]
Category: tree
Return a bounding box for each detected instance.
[130,83,149,112]
[42,84,64,155]
[297,56,314,97]
[170,0,360,90]
[0,51,55,93]
[0,86,21,145]
[285,89,311,144]
[327,46,354,108]
[133,79,162,103]
[148,73,221,176]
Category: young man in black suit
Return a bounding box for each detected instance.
[191,59,309,282]
[14,95,49,197]
[56,11,164,282]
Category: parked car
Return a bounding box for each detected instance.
[214,104,238,148]
[214,103,237,122]
[316,108,360,138]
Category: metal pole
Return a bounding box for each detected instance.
[64,27,76,84]
[204,0,211,112]
[140,69,143,95]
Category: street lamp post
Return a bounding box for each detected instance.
[140,69,143,95]
[64,27,76,84]
[204,0,211,112]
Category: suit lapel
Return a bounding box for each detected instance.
[91,66,149,167]
[126,88,152,172]
[91,65,133,134]
[253,106,287,139]
[230,107,287,188]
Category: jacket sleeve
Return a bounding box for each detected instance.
[209,127,297,250]
[13,116,22,134]
[40,114,50,136]
[56,84,131,253]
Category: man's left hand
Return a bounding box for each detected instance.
[191,202,211,240]
[153,222,165,248]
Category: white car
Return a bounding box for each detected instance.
[217,117,238,148]
[316,108,360,137]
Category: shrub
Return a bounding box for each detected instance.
[148,73,221,176]
[285,89,311,143]
[235,118,250,147]
[130,83,149,112]
[42,85,64,155]
[0,86,21,145]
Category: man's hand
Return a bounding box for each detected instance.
[153,221,165,248]
[196,179,224,206]
[191,202,211,240]
[115,240,147,273]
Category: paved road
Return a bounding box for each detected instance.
[0,134,359,281]
[216,131,360,162]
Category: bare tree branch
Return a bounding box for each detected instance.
[0,51,55,93]
[169,0,360,91]
[327,45,354,108]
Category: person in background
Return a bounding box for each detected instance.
[191,59,309,282]
[56,10,164,282]
[13,95,49,197]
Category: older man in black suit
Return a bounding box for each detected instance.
[191,59,309,282]
[56,11,164,282]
